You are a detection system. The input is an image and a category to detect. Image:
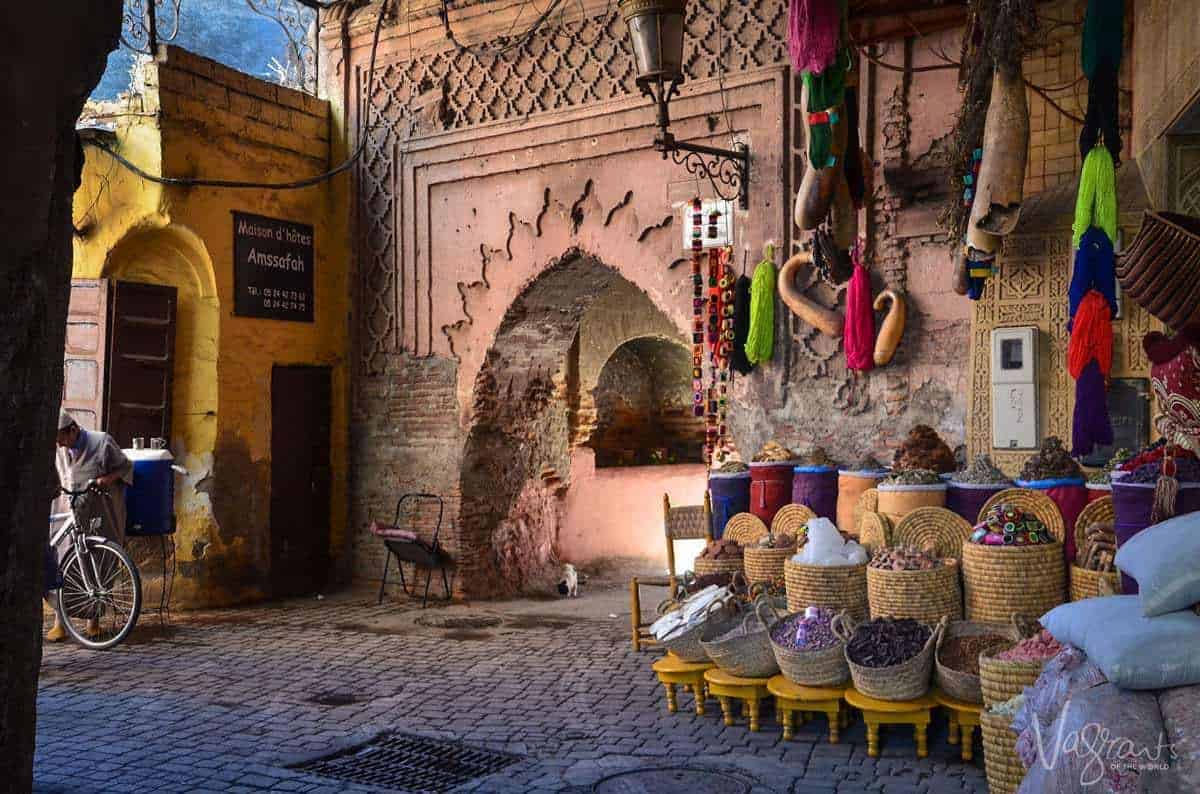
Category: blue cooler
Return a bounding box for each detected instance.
[125,448,176,536]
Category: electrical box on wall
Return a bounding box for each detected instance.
[679,198,735,250]
[991,327,1039,450]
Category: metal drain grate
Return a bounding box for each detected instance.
[291,731,521,792]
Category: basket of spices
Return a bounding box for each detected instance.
[891,424,957,474]
[834,614,947,701]
[866,544,962,624]
[837,455,888,534]
[1084,448,1129,504]
[1070,496,1121,601]
[962,491,1066,623]
[749,442,796,526]
[693,538,746,578]
[946,455,1012,524]
[783,518,869,620]
[934,621,1018,704]
[700,598,781,678]
[876,469,947,528]
[769,606,849,687]
[744,529,800,586]
[979,623,1061,708]
[981,698,1025,794]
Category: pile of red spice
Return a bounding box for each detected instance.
[993,629,1063,662]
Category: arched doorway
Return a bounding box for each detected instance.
[457,249,702,597]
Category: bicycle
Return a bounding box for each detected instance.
[47,484,142,649]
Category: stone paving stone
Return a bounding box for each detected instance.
[34,596,990,793]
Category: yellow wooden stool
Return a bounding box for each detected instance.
[766,676,849,742]
[651,654,714,716]
[934,688,983,762]
[703,668,772,732]
[844,687,938,759]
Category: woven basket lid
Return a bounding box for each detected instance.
[1073,495,1116,553]
[770,504,816,540]
[852,487,879,532]
[977,488,1066,542]
[724,512,769,545]
[893,506,974,559]
[858,511,891,552]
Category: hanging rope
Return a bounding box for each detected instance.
[744,244,777,365]
[1072,145,1118,249]
[788,0,844,74]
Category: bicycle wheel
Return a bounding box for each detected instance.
[55,539,142,650]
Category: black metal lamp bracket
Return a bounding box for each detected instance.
[656,134,750,210]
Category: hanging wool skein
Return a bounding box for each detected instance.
[1069,290,1114,457]
[744,244,776,365]
[844,243,874,372]
[1067,226,1117,331]
[787,0,843,74]
[801,48,851,171]
[1072,145,1118,249]
[730,266,756,375]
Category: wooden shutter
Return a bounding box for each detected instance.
[62,279,110,431]
[104,281,177,447]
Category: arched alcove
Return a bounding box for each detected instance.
[457,249,695,596]
[589,336,703,467]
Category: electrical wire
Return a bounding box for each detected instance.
[440,0,566,55]
[83,0,387,191]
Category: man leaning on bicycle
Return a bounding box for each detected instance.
[48,409,133,642]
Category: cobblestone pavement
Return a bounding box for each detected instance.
[35,589,989,793]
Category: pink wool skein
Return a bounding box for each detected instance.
[788,0,842,75]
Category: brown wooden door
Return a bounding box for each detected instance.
[270,366,332,597]
[62,279,110,430]
[105,281,177,447]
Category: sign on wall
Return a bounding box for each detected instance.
[232,211,314,322]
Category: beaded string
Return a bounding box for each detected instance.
[691,198,705,425]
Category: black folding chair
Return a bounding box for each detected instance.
[376,493,455,608]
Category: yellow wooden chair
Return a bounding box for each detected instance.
[630,492,712,651]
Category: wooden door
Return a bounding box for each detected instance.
[270,366,332,597]
[62,279,110,430]
[104,281,177,447]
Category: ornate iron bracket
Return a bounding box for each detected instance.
[656,133,750,210]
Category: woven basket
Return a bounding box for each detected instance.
[858,511,891,555]
[876,483,947,528]
[700,599,781,678]
[1116,211,1200,331]
[867,559,962,624]
[724,512,769,545]
[1070,565,1122,601]
[979,615,1044,708]
[693,556,744,577]
[658,597,737,663]
[934,620,1020,704]
[784,559,869,620]
[1074,496,1115,551]
[769,610,850,687]
[892,507,974,559]
[977,488,1066,542]
[980,709,1025,794]
[744,544,798,585]
[771,503,816,539]
[961,541,1066,623]
[853,488,880,535]
[833,614,946,702]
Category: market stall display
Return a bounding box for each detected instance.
[1070,496,1121,601]
[1111,448,1200,593]
[700,599,781,678]
[650,585,737,662]
[834,614,946,701]
[768,605,849,687]
[892,425,957,474]
[962,491,1066,623]
[709,463,751,539]
[946,455,1012,523]
[749,454,795,526]
[837,456,888,534]
[934,621,1015,704]
[784,519,870,618]
[876,469,947,527]
[979,625,1060,708]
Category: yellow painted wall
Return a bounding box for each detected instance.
[71,46,350,607]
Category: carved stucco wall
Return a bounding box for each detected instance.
[326,0,989,592]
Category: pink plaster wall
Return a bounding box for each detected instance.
[558,447,706,566]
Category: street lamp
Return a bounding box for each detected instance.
[619,0,750,209]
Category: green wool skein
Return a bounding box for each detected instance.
[802,48,850,170]
[1073,145,1118,249]
[745,246,776,364]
